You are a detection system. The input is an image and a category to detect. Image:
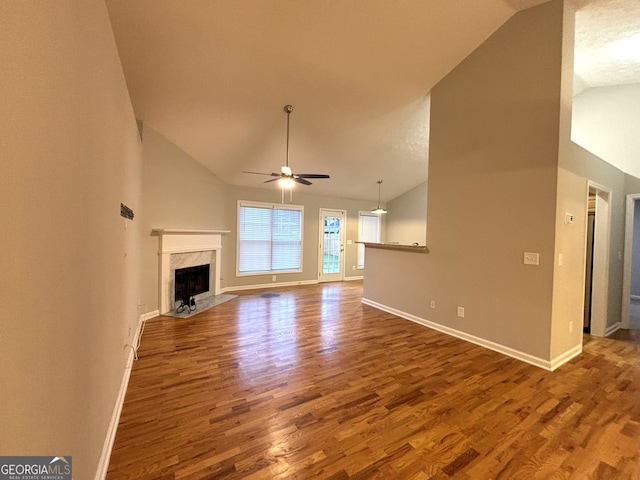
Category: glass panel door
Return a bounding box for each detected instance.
[319,209,346,282]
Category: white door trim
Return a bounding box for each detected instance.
[587,181,612,337]
[318,209,346,282]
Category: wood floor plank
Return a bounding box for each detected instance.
[107,282,640,479]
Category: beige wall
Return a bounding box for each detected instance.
[140,123,229,311]
[386,182,427,245]
[0,2,143,479]
[364,1,566,362]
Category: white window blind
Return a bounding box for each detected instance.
[238,202,303,274]
[357,212,381,268]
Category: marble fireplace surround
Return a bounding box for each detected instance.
[152,229,229,314]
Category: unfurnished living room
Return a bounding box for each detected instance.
[2,0,640,479]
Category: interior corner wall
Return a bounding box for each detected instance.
[140,123,230,312]
[0,2,143,479]
[550,1,583,360]
[364,0,566,363]
[551,162,586,357]
[386,182,427,245]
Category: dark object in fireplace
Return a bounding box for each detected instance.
[175,264,210,314]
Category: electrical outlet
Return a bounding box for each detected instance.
[352,265,356,271]
[272,275,276,281]
[430,300,436,309]
[569,321,573,333]
[457,306,465,318]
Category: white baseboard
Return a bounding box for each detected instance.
[223,279,318,292]
[344,276,364,281]
[223,277,365,293]
[140,309,159,322]
[606,321,621,336]
[362,298,581,371]
[94,312,148,480]
[549,343,583,371]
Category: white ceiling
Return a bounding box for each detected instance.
[573,0,640,90]
[106,0,640,203]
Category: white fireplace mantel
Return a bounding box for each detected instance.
[153,229,229,314]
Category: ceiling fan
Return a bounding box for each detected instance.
[242,105,330,189]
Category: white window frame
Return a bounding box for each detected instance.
[357,211,381,269]
[236,200,304,276]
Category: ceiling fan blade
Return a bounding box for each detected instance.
[294,174,330,179]
[263,177,281,183]
[242,170,280,177]
[294,177,312,186]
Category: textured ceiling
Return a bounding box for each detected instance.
[574,0,640,89]
[106,0,639,203]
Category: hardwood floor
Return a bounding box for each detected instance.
[107,282,640,479]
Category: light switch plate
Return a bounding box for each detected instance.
[524,252,540,265]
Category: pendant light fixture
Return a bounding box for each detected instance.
[372,180,387,214]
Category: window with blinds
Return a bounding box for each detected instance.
[357,212,381,268]
[237,201,303,274]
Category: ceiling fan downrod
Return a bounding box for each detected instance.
[284,104,293,171]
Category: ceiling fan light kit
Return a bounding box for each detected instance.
[278,176,296,189]
[242,105,330,203]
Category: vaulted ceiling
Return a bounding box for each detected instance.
[106,0,639,202]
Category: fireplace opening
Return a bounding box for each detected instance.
[174,264,210,314]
